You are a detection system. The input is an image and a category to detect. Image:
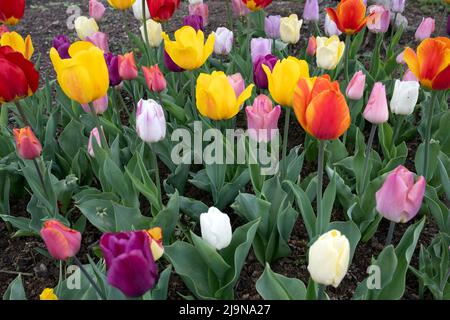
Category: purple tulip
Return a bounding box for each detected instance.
[303,0,319,22]
[265,15,281,39]
[100,231,159,297]
[253,54,277,89]
[104,53,122,86]
[183,14,204,31]
[250,38,272,64]
[164,50,184,73]
[52,35,71,59]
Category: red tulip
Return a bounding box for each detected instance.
[118,52,138,80]
[13,126,42,160]
[143,64,167,93]
[0,0,25,25]
[147,0,180,22]
[40,219,81,260]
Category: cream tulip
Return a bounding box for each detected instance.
[280,14,302,44]
[74,16,99,40]
[316,35,345,70]
[140,19,163,47]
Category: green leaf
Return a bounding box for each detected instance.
[328,221,361,264]
[113,203,151,232]
[152,191,180,243]
[256,263,306,300]
[3,275,26,300]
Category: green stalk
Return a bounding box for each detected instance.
[317,284,326,300]
[0,103,8,128]
[14,100,31,128]
[73,256,106,300]
[422,91,438,180]
[33,158,48,200]
[150,143,163,210]
[225,0,233,32]
[385,221,396,246]
[316,140,326,233]
[392,114,404,145]
[344,34,351,83]
[359,124,377,195]
[281,108,290,178]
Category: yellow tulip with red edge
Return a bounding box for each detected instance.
[0,31,34,60]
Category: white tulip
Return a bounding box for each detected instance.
[390,80,420,115]
[136,99,166,143]
[280,14,302,44]
[74,16,99,40]
[132,0,151,21]
[324,13,342,36]
[200,207,232,250]
[214,27,234,55]
[140,19,163,48]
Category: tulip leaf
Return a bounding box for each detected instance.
[152,191,180,243]
[415,141,440,180]
[317,173,336,235]
[3,275,26,300]
[179,196,208,221]
[77,199,116,233]
[256,263,306,300]
[437,155,450,200]
[143,265,172,300]
[113,203,151,232]
[328,221,361,264]
[59,119,86,160]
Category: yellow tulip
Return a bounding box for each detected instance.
[280,14,303,44]
[50,41,109,105]
[140,19,163,48]
[108,0,136,10]
[196,71,254,120]
[262,56,309,107]
[0,31,34,60]
[39,288,58,300]
[316,35,345,70]
[163,26,215,70]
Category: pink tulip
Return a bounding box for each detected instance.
[189,3,209,26]
[88,127,102,157]
[246,95,281,142]
[40,220,81,260]
[415,17,435,41]
[86,31,109,52]
[227,73,245,99]
[306,36,316,56]
[376,165,426,223]
[363,82,389,124]
[143,64,167,93]
[231,0,250,16]
[118,52,138,80]
[82,95,109,115]
[366,5,390,33]
[396,50,405,64]
[346,71,366,100]
[89,0,106,22]
[402,69,419,82]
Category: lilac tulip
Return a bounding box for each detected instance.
[303,0,319,22]
[232,0,250,16]
[89,0,106,22]
[104,53,121,86]
[402,69,418,82]
[227,73,245,99]
[367,5,390,33]
[265,15,281,39]
[253,54,277,89]
[250,38,272,64]
[52,35,71,59]
[136,99,166,143]
[391,0,406,13]
[415,17,435,41]
[86,31,109,52]
[246,94,281,142]
[183,14,204,31]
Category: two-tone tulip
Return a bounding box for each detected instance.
[326,0,368,34]
[143,64,167,93]
[0,0,25,25]
[13,126,42,160]
[366,5,390,33]
[146,227,164,261]
[0,31,34,60]
[136,99,166,143]
[40,219,81,260]
[242,0,273,11]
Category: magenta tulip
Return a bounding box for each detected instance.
[253,54,277,89]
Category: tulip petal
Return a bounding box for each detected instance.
[236,84,254,113]
[417,38,450,84]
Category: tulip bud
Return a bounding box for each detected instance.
[376,165,426,223]
[396,50,405,64]
[140,19,163,48]
[306,36,317,56]
[52,34,71,59]
[227,73,245,99]
[89,0,106,21]
[132,0,150,21]
[363,82,389,124]
[367,5,390,34]
[303,0,319,22]
[183,14,204,31]
[324,13,342,36]
[232,0,250,16]
[415,17,435,41]
[307,230,350,288]
[74,16,99,40]
[200,207,232,250]
[40,219,81,260]
[143,64,167,93]
[214,27,233,55]
[13,127,42,160]
[246,94,281,142]
[88,127,103,157]
[118,52,138,80]
[104,53,122,86]
[390,80,419,115]
[346,71,366,100]
[86,31,109,52]
[316,35,345,70]
[146,227,164,261]
[253,54,277,89]
[39,288,58,300]
[136,99,166,143]
[250,37,272,64]
[391,0,406,13]
[265,15,281,39]
[82,95,109,115]
[402,69,418,82]
[280,14,302,44]
[188,2,209,26]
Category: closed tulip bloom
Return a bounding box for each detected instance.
[89,0,106,21]
[0,31,34,60]
[107,0,136,10]
[363,82,389,124]
[280,14,302,44]
[140,19,163,48]
[307,230,350,288]
[263,56,310,107]
[143,64,167,92]
[13,126,42,160]
[163,26,214,70]
[52,35,71,59]
[242,0,273,11]
[74,16,99,40]
[366,5,390,33]
[415,17,435,41]
[390,80,419,115]
[306,36,317,56]
[148,0,181,22]
[196,71,254,120]
[253,54,277,89]
[346,70,366,100]
[376,165,426,223]
[188,2,209,26]
[214,27,233,55]
[100,231,158,297]
[396,50,405,64]
[326,0,368,34]
[0,0,25,25]
[50,41,109,104]
[303,0,319,22]
[265,15,281,39]
[391,0,405,13]
[0,46,39,103]
[163,49,184,72]
[183,14,204,32]
[324,13,342,36]
[118,52,138,80]
[82,94,109,115]
[136,99,166,143]
[402,69,418,82]
[250,37,272,64]
[146,227,164,261]
[40,220,81,260]
[39,288,58,300]
[200,207,232,250]
[246,94,281,142]
[104,53,122,86]
[293,75,350,140]
[227,73,245,99]
[232,0,250,16]
[316,35,345,70]
[86,31,109,52]
[132,0,150,20]
[88,127,102,157]
[404,37,450,90]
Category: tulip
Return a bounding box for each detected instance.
[214,27,233,55]
[85,31,109,52]
[148,0,181,22]
[263,56,309,107]
[363,82,389,124]
[104,52,122,86]
[0,46,39,104]
[265,15,281,39]
[326,0,368,34]
[403,37,450,90]
[0,25,9,37]
[200,207,232,250]
[162,26,215,70]
[0,0,25,25]
[303,0,319,22]
[307,230,350,288]
[89,0,106,21]
[306,36,317,56]
[316,35,345,70]
[293,75,350,140]
[232,0,250,16]
[396,50,405,64]
[188,2,209,26]
[140,19,163,48]
[107,0,136,10]
[227,73,245,99]
[390,80,420,115]
[324,13,342,36]
[376,165,426,223]
[246,95,281,142]
[74,16,99,40]
[346,70,366,100]
[136,99,166,143]
[39,288,58,300]
[280,14,302,44]
[52,35,71,59]
[40,219,81,261]
[196,71,254,120]
[391,0,405,13]
[402,69,418,82]
[163,49,184,72]
[50,42,109,104]
[13,127,42,160]
[0,31,34,60]
[100,231,158,297]
[132,0,150,20]
[143,64,167,93]
[253,54,277,89]
[366,5,390,33]
[146,227,164,261]
[183,14,204,32]
[415,17,435,41]
[250,37,272,64]
[242,0,273,11]
[82,95,109,115]
[87,127,102,157]
[118,52,138,80]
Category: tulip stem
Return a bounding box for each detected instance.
[281,108,290,179]
[317,284,326,300]
[225,0,233,32]
[89,102,109,150]
[392,114,404,146]
[422,91,437,180]
[344,34,351,84]
[359,124,377,195]
[150,143,163,210]
[14,100,31,128]
[385,221,396,246]
[316,140,325,233]
[73,256,107,300]
[33,158,48,200]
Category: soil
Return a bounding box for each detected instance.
[1,0,447,300]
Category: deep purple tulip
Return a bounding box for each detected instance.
[100,231,159,297]
[52,35,71,59]
[164,50,184,73]
[104,53,122,86]
[253,54,278,89]
[183,14,204,31]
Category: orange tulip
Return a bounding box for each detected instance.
[403,37,450,90]
[325,0,368,35]
[293,75,350,140]
[13,126,42,160]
